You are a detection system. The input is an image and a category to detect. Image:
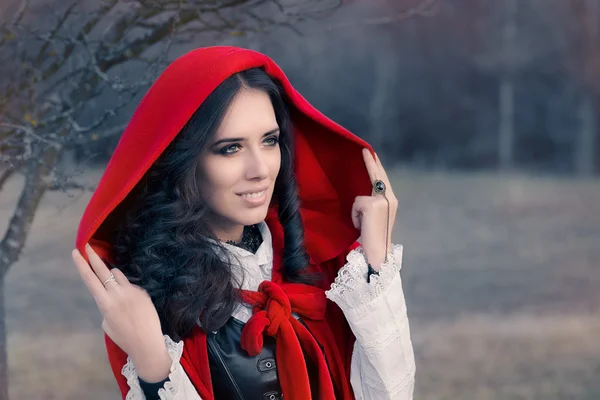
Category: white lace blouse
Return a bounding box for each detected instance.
[121,222,415,400]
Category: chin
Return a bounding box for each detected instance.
[236,206,269,226]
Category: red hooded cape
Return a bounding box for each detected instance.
[76,46,373,399]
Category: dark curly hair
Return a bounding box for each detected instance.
[111,68,314,340]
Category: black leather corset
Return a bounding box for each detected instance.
[207,316,322,400]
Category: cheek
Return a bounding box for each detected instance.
[198,161,236,201]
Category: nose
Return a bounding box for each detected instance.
[245,147,270,181]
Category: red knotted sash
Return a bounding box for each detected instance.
[238,280,351,400]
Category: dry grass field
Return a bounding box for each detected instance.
[2,167,599,399]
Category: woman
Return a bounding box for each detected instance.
[73,46,415,400]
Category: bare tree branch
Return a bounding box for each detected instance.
[0,144,59,278]
[320,0,437,31]
[48,180,96,192]
[0,0,30,47]
[0,166,14,191]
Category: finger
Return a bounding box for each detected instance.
[72,249,108,302]
[362,148,379,183]
[351,196,371,229]
[85,243,113,282]
[111,268,130,286]
[351,203,362,230]
[374,152,391,187]
[373,153,396,200]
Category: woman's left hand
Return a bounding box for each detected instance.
[351,148,398,271]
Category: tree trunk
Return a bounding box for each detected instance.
[0,276,7,400]
[576,0,599,176]
[369,42,397,153]
[0,150,55,277]
[0,167,14,191]
[498,0,518,170]
[498,75,515,169]
[0,145,59,399]
[576,92,597,175]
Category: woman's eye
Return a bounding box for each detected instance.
[264,136,279,146]
[219,144,241,155]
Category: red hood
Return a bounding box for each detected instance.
[76,46,372,265]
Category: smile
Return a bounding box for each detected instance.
[240,190,266,198]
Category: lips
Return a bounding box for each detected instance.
[237,188,268,207]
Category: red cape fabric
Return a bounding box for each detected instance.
[76,46,373,399]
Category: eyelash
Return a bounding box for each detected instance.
[218,136,279,155]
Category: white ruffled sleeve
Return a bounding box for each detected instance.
[121,335,203,400]
[325,244,415,400]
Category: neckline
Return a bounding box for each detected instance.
[224,224,262,254]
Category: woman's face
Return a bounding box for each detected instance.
[197,88,281,240]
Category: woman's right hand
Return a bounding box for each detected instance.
[72,243,172,381]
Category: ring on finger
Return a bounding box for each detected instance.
[372,179,390,263]
[373,179,386,195]
[103,272,117,287]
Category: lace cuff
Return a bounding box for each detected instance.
[327,244,415,400]
[325,244,404,315]
[122,335,201,400]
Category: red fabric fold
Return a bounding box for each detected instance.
[239,281,338,400]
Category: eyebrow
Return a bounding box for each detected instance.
[211,128,280,147]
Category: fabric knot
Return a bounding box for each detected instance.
[240,281,292,355]
[258,281,292,335]
[238,281,339,400]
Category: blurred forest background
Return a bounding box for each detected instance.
[1,0,599,399]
